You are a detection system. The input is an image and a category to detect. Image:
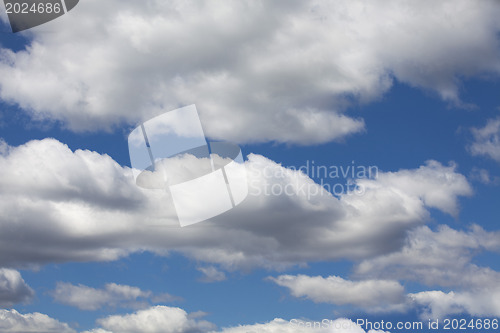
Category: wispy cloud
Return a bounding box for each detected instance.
[51,282,178,311]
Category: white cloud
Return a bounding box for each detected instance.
[197,266,227,283]
[216,318,382,333]
[0,269,34,308]
[0,306,388,333]
[0,139,473,271]
[51,282,176,311]
[469,117,500,162]
[269,223,500,319]
[0,309,75,333]
[269,275,406,312]
[1,0,500,143]
[357,161,473,216]
[353,224,500,318]
[410,287,500,319]
[86,314,383,333]
[355,224,500,289]
[84,306,215,333]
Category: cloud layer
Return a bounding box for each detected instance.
[0,138,472,271]
[1,0,500,143]
[84,307,377,333]
[269,224,500,319]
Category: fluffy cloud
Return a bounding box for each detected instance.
[86,313,381,333]
[355,224,500,288]
[217,318,374,333]
[0,309,75,333]
[469,117,500,162]
[0,306,379,333]
[1,0,500,143]
[269,275,406,312]
[0,306,387,333]
[270,223,500,318]
[410,287,500,319]
[0,269,34,308]
[0,138,146,267]
[358,161,473,216]
[353,224,500,318]
[51,282,176,311]
[83,306,215,333]
[0,138,472,271]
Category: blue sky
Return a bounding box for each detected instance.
[1,1,500,332]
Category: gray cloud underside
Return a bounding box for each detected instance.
[0,138,472,270]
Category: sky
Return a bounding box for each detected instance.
[1,0,500,332]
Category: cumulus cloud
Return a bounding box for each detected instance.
[1,0,500,143]
[86,313,382,333]
[269,223,500,319]
[0,138,473,271]
[83,306,215,333]
[410,287,500,319]
[0,309,75,333]
[355,224,500,289]
[269,275,406,312]
[353,224,500,318]
[0,306,389,333]
[51,282,177,311]
[0,269,34,308]
[357,160,473,216]
[217,318,374,333]
[469,117,500,162]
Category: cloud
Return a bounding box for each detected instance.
[0,269,34,308]
[355,224,500,289]
[358,160,473,216]
[0,306,378,333]
[469,117,500,162]
[197,266,227,283]
[0,306,389,333]
[86,313,381,333]
[51,282,177,311]
[0,309,75,333]
[216,318,380,333]
[270,223,500,319]
[1,0,500,143]
[410,287,500,319]
[269,275,406,312]
[353,224,500,318]
[185,156,471,269]
[469,167,500,185]
[83,306,215,333]
[0,138,473,271]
